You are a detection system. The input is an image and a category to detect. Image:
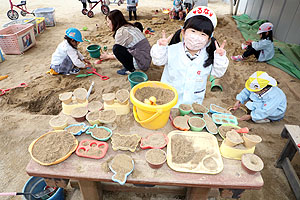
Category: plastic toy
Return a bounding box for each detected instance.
[81,0,110,18]
[0,82,28,96]
[7,0,35,20]
[75,139,108,159]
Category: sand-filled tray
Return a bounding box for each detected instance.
[203,113,218,134]
[75,139,108,159]
[87,101,103,112]
[173,115,190,131]
[218,124,240,139]
[71,106,88,122]
[219,140,255,160]
[109,154,134,185]
[241,153,264,174]
[86,124,112,141]
[179,104,192,115]
[116,89,129,104]
[212,113,238,125]
[145,149,167,169]
[111,133,141,152]
[167,130,223,174]
[73,88,88,103]
[86,110,100,125]
[191,103,209,114]
[65,123,89,136]
[59,92,73,104]
[102,93,116,105]
[188,116,206,131]
[28,130,78,166]
[99,109,117,123]
[210,104,231,114]
[49,115,68,130]
[140,133,168,149]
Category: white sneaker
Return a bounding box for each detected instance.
[241,43,247,50]
[255,119,271,123]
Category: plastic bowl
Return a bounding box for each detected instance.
[188,116,206,131]
[145,149,167,169]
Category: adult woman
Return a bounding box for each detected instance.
[100,10,151,75]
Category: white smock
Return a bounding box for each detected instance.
[51,40,85,68]
[151,42,229,107]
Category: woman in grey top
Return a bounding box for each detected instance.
[100,10,151,75]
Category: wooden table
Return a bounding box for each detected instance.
[26,133,264,200]
[276,124,300,200]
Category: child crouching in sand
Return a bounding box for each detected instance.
[233,71,287,123]
[49,28,91,75]
[231,22,274,62]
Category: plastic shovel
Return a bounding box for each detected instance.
[236,127,249,134]
[0,187,55,198]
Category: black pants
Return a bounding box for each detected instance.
[82,0,91,9]
[243,45,261,59]
[184,3,193,12]
[113,44,135,72]
[129,10,137,20]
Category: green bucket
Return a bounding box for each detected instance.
[87,45,101,58]
[128,72,148,88]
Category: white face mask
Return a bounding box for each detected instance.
[184,32,208,51]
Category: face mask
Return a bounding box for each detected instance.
[184,32,208,51]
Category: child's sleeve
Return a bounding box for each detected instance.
[211,51,229,78]
[150,42,168,66]
[67,48,85,68]
[236,88,251,104]
[78,51,84,60]
[252,40,272,51]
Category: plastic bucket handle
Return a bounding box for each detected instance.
[132,105,163,125]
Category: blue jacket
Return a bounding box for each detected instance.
[252,39,274,62]
[236,87,287,122]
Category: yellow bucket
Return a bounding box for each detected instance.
[130,81,178,130]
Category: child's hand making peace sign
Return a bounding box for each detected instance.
[215,40,226,56]
[158,30,173,46]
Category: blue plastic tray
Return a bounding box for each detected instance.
[109,156,134,185]
[86,124,112,141]
[212,113,238,126]
[209,104,231,114]
[64,123,88,136]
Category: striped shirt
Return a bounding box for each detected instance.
[184,45,200,61]
[115,25,145,48]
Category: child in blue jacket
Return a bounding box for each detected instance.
[233,71,287,123]
[231,22,274,62]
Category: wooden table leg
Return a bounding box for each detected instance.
[186,187,210,200]
[78,180,103,200]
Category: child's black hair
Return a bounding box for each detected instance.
[64,35,77,49]
[133,22,143,32]
[261,30,273,42]
[183,15,215,68]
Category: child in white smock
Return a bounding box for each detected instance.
[151,6,229,107]
[233,71,287,123]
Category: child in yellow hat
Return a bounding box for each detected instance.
[233,71,287,123]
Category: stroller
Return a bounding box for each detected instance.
[81,0,110,18]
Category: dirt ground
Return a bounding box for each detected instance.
[0,0,300,199]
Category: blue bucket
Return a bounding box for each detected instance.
[22,177,64,200]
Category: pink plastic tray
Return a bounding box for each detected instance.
[75,139,108,159]
[140,133,169,149]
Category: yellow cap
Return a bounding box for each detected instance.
[245,71,277,92]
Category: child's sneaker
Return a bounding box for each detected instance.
[117,68,131,75]
[254,119,271,123]
[241,43,247,49]
[69,68,80,75]
[231,55,244,61]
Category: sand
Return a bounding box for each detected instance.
[145,149,166,164]
[1,0,300,199]
[142,133,166,147]
[135,87,175,105]
[192,102,209,113]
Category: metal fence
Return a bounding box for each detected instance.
[236,0,300,44]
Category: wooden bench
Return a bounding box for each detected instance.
[276,124,300,200]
